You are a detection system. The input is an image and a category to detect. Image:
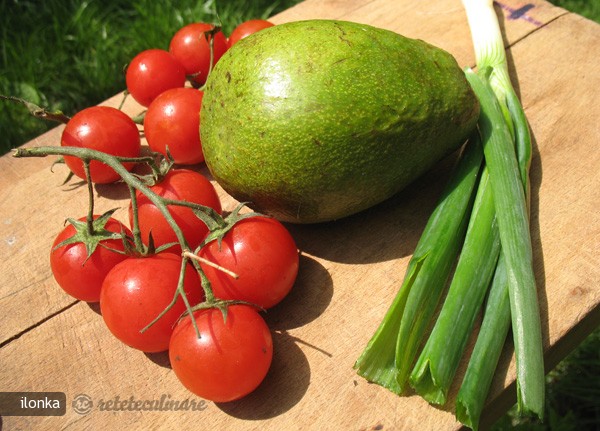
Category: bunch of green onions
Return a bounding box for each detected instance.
[354,0,544,429]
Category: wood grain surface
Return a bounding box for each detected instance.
[1,0,599,430]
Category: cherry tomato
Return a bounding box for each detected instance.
[61,106,141,184]
[50,215,131,302]
[100,253,203,353]
[228,19,275,47]
[199,216,298,309]
[125,49,186,107]
[168,23,228,86]
[129,169,221,253]
[169,305,273,402]
[143,87,205,165]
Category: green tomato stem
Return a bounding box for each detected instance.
[127,184,145,253]
[82,160,95,235]
[15,145,192,249]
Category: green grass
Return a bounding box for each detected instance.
[0,1,599,429]
[550,0,600,23]
[492,328,600,430]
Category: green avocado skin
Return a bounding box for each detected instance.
[201,20,479,224]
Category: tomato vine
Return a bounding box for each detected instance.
[14,145,257,336]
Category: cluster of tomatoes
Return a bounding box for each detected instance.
[49,19,301,403]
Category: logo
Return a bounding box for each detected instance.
[72,393,93,415]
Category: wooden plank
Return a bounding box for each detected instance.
[1,0,599,430]
[0,301,460,430]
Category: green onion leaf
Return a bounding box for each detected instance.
[464,68,544,420]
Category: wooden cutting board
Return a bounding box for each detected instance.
[1,0,598,429]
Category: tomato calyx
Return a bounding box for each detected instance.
[53,209,130,262]
[195,202,264,251]
[187,298,265,326]
[129,149,175,187]
[124,229,180,258]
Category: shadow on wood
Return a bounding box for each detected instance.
[264,254,334,331]
[216,330,311,419]
[286,150,461,264]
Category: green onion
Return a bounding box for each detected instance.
[455,254,512,430]
[455,85,535,431]
[354,133,483,392]
[409,77,536,418]
[454,79,534,431]
[455,0,543,426]
[408,165,500,405]
[455,78,537,429]
[393,134,485,390]
[464,68,544,420]
[409,60,538,415]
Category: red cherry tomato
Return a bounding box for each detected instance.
[100,253,203,353]
[129,169,222,253]
[50,216,132,302]
[169,305,273,402]
[125,49,186,107]
[61,106,141,184]
[228,19,274,47]
[169,23,228,86]
[199,216,298,309]
[143,87,205,165]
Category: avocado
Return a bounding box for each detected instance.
[200,19,479,224]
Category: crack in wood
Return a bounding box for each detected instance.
[0,300,78,348]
